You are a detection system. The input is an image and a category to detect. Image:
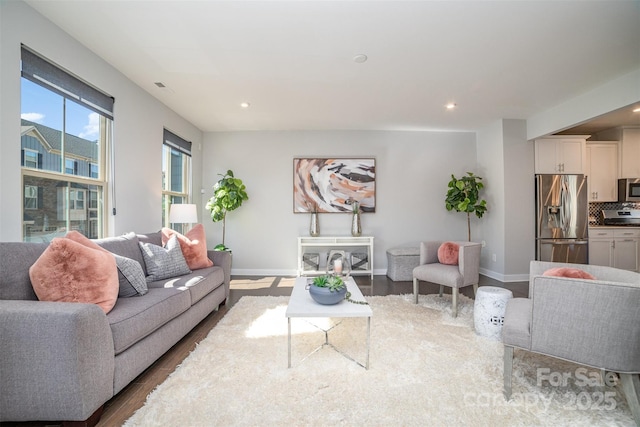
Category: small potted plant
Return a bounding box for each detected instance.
[307,274,347,305]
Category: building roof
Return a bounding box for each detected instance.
[21,119,98,160]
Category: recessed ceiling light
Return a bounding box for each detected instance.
[633,107,640,113]
[353,54,368,63]
[240,102,250,109]
[446,103,457,110]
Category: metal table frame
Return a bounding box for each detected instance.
[286,276,372,369]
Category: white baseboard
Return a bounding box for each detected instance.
[232,268,527,283]
[479,268,528,283]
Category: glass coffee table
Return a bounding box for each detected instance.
[286,276,372,369]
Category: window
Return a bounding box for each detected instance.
[20,46,113,241]
[65,158,77,175]
[23,149,38,169]
[24,185,38,210]
[162,129,192,234]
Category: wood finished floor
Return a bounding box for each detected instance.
[2,275,527,427]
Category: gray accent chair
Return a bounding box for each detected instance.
[412,241,482,317]
[503,261,640,426]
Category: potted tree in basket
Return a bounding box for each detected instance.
[445,172,487,241]
[205,169,248,251]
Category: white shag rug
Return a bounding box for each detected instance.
[125,294,635,426]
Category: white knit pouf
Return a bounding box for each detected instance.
[473,286,513,340]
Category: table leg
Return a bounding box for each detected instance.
[288,317,291,368]
[366,317,371,370]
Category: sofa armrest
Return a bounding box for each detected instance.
[0,300,114,422]
[208,249,232,300]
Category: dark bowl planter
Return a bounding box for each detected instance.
[308,284,347,305]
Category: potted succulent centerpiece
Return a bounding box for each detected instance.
[307,274,347,305]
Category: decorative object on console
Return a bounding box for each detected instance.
[307,274,347,305]
[293,158,375,213]
[351,252,369,271]
[205,169,249,251]
[445,172,487,241]
[350,200,362,237]
[326,250,350,276]
[308,202,320,237]
[302,253,320,271]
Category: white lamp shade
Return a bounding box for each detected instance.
[169,204,198,223]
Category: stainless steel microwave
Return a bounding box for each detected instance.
[619,178,640,202]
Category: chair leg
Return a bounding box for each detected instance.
[413,278,419,304]
[452,288,458,317]
[503,346,514,400]
[473,283,478,298]
[620,373,640,426]
[439,285,444,297]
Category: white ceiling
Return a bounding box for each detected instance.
[25,0,640,133]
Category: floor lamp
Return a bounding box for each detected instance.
[169,203,198,232]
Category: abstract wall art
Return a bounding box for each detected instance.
[293,158,376,213]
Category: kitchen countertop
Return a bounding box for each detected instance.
[589,225,640,229]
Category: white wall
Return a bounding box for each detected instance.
[476,121,506,276]
[202,130,479,275]
[502,120,535,276]
[476,119,534,282]
[0,1,203,240]
[527,68,640,139]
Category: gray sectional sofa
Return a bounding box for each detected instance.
[0,231,231,425]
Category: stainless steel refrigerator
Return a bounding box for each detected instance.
[535,174,589,264]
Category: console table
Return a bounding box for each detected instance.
[297,236,374,279]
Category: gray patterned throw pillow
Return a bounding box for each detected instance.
[114,254,148,297]
[139,234,191,281]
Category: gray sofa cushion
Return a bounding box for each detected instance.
[0,242,48,300]
[137,231,162,247]
[94,232,146,272]
[107,287,191,355]
[148,265,225,306]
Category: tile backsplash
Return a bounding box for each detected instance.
[589,201,640,225]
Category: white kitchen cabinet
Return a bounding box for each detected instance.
[589,228,614,267]
[613,229,639,271]
[586,142,618,201]
[589,227,639,272]
[535,136,587,174]
[620,128,640,178]
[592,126,640,178]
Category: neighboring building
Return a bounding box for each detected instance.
[21,119,101,240]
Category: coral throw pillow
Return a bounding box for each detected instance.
[161,224,213,270]
[29,231,119,313]
[543,267,596,280]
[437,242,459,265]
